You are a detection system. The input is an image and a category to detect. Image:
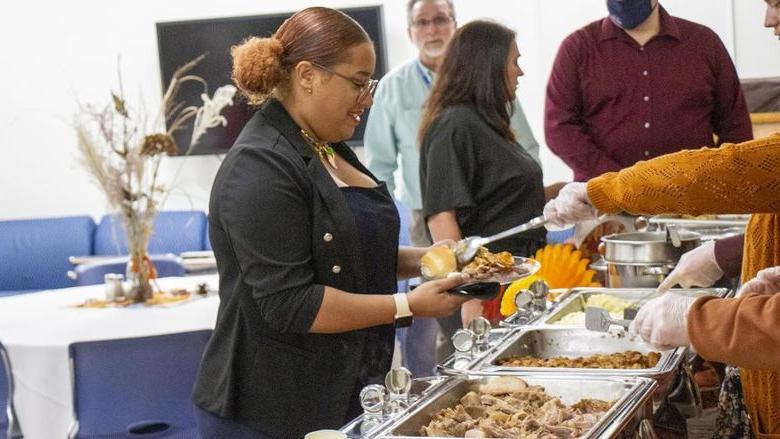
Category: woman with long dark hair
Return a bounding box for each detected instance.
[419,20,546,326]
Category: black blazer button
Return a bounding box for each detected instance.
[331,265,342,274]
[323,233,334,242]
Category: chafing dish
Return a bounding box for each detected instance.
[647,215,749,242]
[539,287,730,327]
[648,214,749,229]
[369,374,658,438]
[470,327,684,400]
[340,375,450,438]
[436,326,520,375]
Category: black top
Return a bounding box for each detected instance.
[420,104,546,256]
[193,99,398,438]
[340,184,398,419]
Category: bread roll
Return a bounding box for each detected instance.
[420,246,458,279]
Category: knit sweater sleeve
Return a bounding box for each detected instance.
[587,134,780,216]
[688,293,780,370]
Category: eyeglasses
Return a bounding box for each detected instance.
[410,15,453,29]
[311,62,378,104]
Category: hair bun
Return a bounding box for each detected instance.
[231,37,285,104]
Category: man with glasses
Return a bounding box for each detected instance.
[364,0,540,377]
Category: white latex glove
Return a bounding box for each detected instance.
[737,266,780,297]
[542,182,598,227]
[657,241,724,293]
[629,293,697,347]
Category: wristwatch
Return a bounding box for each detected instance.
[392,293,413,328]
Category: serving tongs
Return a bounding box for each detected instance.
[585,306,633,332]
[585,288,657,331]
[455,215,548,265]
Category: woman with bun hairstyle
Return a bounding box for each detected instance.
[192,7,469,438]
[419,20,546,327]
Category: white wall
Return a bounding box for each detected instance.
[734,0,780,77]
[0,0,774,220]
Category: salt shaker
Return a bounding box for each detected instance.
[104,273,125,301]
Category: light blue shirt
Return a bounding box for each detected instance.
[364,58,540,210]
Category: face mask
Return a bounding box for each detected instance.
[607,0,653,29]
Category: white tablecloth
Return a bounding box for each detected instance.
[0,275,220,439]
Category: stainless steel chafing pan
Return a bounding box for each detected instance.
[647,215,748,242]
[648,214,749,229]
[539,287,730,327]
[471,327,683,399]
[370,374,657,438]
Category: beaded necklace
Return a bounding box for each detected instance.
[300,129,338,169]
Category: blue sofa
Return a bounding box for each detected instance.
[94,211,208,256]
[0,216,95,295]
[0,211,211,296]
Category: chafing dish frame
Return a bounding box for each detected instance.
[461,324,689,403]
[538,287,730,327]
[435,327,521,375]
[340,376,451,438]
[648,214,749,229]
[370,374,658,439]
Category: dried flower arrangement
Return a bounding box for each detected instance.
[75,55,236,302]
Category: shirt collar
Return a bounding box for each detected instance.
[599,5,681,44]
[416,58,435,83]
[260,98,313,159]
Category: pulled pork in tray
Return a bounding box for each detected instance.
[461,247,526,280]
[420,376,612,438]
[497,351,661,369]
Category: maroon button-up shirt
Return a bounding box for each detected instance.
[544,7,753,181]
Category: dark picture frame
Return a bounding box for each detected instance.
[156,6,388,155]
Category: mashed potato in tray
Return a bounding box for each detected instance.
[587,293,634,313]
[555,294,635,325]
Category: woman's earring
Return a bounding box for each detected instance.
[306,88,313,95]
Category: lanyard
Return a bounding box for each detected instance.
[415,60,433,90]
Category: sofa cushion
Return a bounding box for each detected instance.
[0,216,95,291]
[94,211,207,256]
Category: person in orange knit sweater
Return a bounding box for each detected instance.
[543,4,780,435]
[545,130,780,436]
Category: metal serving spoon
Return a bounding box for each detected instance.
[455,215,548,266]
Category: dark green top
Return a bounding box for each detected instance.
[420,104,546,256]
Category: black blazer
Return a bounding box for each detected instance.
[193,99,381,438]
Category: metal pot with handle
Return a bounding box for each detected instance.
[600,226,701,288]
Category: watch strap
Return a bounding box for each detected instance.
[393,293,413,328]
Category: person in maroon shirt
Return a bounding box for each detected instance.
[544,0,753,182]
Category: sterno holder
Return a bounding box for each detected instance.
[468,316,491,348]
[451,328,477,358]
[383,367,412,416]
[358,384,385,435]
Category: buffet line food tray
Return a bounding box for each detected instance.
[469,326,683,397]
[368,374,657,438]
[648,214,750,229]
[539,287,731,327]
